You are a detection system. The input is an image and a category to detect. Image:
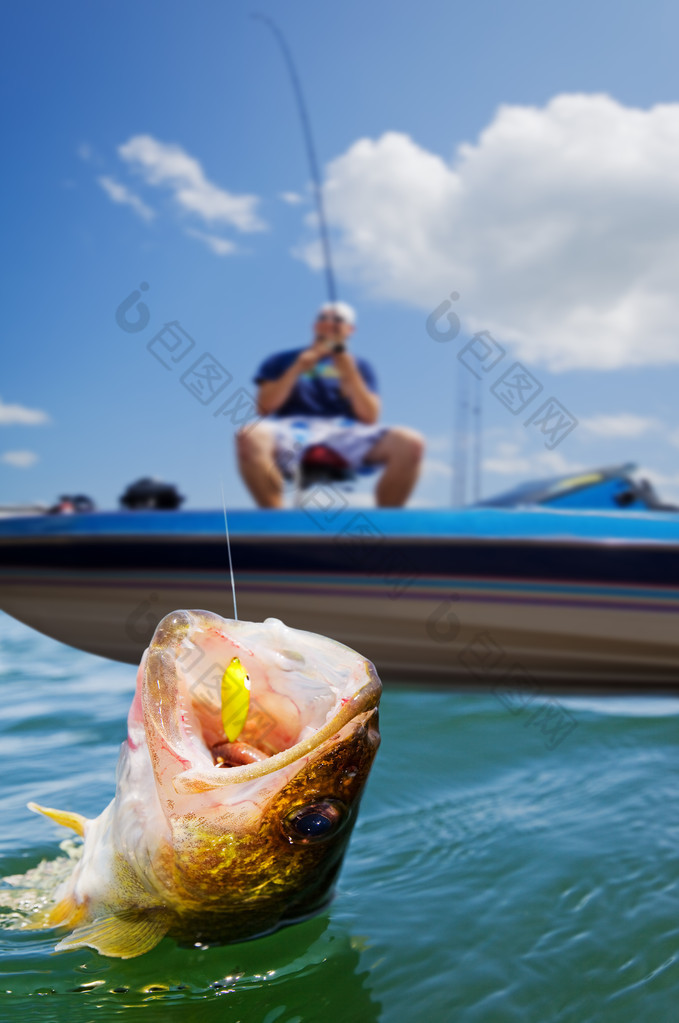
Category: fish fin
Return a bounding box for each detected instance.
[55,909,169,959]
[28,801,87,837]
[48,895,88,929]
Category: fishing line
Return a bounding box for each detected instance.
[221,480,238,621]
[253,13,338,304]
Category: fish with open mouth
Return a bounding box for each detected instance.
[1,609,381,958]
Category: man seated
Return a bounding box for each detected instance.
[237,301,424,508]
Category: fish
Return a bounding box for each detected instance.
[2,609,381,958]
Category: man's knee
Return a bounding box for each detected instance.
[385,426,426,464]
[236,423,273,462]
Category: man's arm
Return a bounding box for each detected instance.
[256,349,320,416]
[333,351,381,424]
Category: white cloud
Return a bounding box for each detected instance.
[1,450,39,468]
[0,398,50,426]
[280,191,304,205]
[97,175,155,222]
[300,94,679,371]
[483,447,584,477]
[186,228,236,256]
[421,457,453,478]
[119,135,265,232]
[579,413,659,438]
[422,433,452,455]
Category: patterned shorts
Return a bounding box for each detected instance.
[263,416,388,476]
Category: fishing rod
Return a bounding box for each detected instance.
[253,13,338,305]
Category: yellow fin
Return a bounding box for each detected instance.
[28,801,87,837]
[48,895,88,929]
[55,909,169,959]
[221,656,250,742]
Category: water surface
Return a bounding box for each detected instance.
[1,611,677,1022]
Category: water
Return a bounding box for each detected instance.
[0,610,677,1022]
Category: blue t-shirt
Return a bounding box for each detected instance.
[254,348,379,419]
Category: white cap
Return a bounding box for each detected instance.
[317,300,357,326]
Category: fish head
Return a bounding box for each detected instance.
[137,609,381,943]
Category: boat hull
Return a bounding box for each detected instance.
[2,508,679,688]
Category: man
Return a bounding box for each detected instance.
[237,301,424,508]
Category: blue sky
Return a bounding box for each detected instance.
[3,0,679,510]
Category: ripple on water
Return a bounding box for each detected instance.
[1,613,678,1022]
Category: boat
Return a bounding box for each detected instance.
[1,465,679,688]
[479,462,677,513]
[0,503,49,519]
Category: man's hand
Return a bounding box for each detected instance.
[297,335,339,370]
[297,342,327,371]
[332,349,381,424]
[257,341,329,415]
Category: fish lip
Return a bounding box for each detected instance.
[145,610,382,795]
[172,666,381,793]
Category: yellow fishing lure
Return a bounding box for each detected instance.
[220,657,251,741]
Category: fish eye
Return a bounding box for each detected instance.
[283,800,346,844]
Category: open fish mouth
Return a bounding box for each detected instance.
[132,608,382,937]
[141,609,382,799]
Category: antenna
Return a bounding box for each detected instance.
[453,365,469,506]
[253,13,338,304]
[221,480,238,621]
[472,374,482,503]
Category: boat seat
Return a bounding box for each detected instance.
[298,444,356,489]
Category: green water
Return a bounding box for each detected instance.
[0,610,677,1022]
